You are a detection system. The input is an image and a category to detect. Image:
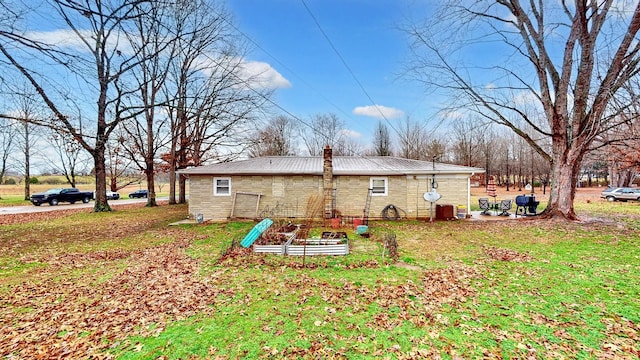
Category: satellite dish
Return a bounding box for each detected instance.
[423,189,441,203]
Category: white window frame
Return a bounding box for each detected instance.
[370,177,388,196]
[214,177,231,196]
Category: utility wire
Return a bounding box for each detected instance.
[300,0,403,138]
[197,49,357,151]
[220,15,356,124]
[211,7,402,169]
[199,46,402,171]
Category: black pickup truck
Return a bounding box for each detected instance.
[30,188,94,206]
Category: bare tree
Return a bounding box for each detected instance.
[2,85,44,199]
[450,117,488,168]
[163,0,269,204]
[396,117,430,160]
[0,116,15,185]
[592,119,640,187]
[407,1,640,220]
[119,1,176,207]
[0,0,156,211]
[47,128,89,188]
[301,113,348,156]
[248,115,297,157]
[339,136,365,156]
[372,121,392,156]
[105,137,141,192]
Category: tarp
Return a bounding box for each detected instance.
[240,218,274,248]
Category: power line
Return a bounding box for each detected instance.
[299,0,403,138]
[197,49,365,152]
[220,15,356,123]
[194,49,404,174]
[216,5,399,165]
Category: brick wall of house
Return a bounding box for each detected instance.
[333,175,408,218]
[334,175,469,219]
[404,175,470,219]
[188,174,323,220]
[188,173,471,221]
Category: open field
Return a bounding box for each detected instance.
[0,182,172,206]
[0,191,638,358]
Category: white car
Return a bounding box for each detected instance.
[106,191,120,200]
[600,187,640,202]
[94,190,120,200]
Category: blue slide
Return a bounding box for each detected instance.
[240,218,274,248]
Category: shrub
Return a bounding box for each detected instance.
[40,177,64,185]
[4,178,16,185]
[28,177,39,184]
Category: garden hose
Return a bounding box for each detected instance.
[381,204,406,220]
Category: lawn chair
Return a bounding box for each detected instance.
[499,199,512,216]
[479,198,491,215]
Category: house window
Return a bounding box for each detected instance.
[214,177,231,196]
[370,177,388,196]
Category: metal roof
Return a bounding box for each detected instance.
[179,156,485,176]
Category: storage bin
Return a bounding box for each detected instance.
[457,206,467,219]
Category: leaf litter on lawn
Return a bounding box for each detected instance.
[2,204,639,358]
[0,232,234,358]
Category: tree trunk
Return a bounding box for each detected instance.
[168,117,177,205]
[110,177,117,192]
[24,172,30,201]
[93,146,111,212]
[24,124,30,200]
[168,166,176,205]
[541,157,582,220]
[178,173,187,204]
[146,161,157,207]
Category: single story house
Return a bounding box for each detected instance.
[179,147,485,221]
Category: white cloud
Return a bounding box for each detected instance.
[352,105,404,120]
[512,90,540,106]
[340,129,362,138]
[26,29,134,55]
[25,30,291,90]
[237,60,291,90]
[26,29,87,50]
[439,109,465,120]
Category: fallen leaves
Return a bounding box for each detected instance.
[0,231,230,358]
[0,208,89,225]
[1,204,638,358]
[483,246,534,262]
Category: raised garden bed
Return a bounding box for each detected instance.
[285,239,349,256]
[252,229,349,256]
[253,231,296,255]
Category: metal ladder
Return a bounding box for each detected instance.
[363,188,373,225]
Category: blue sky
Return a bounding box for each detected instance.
[226,0,435,145]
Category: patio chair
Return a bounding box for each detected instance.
[478,198,491,215]
[498,199,512,216]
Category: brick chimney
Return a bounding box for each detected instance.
[323,146,333,219]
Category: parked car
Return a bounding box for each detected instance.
[600,187,640,202]
[128,189,149,199]
[107,191,120,200]
[93,191,120,200]
[30,188,94,206]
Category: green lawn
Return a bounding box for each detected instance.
[0,202,638,359]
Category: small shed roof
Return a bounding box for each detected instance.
[179,156,484,176]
